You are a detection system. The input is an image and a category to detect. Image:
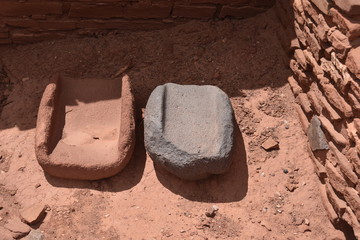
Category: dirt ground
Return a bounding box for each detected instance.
[0,8,348,240]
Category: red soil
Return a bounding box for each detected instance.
[0,9,346,239]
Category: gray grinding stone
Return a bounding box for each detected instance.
[144,83,235,180]
[307,116,329,151]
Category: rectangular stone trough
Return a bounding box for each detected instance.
[35,75,135,180]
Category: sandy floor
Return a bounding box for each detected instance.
[0,9,346,240]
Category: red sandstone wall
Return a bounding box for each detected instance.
[0,0,274,44]
[276,0,360,238]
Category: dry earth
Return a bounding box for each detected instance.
[0,9,348,240]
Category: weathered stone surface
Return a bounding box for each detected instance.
[303,49,324,75]
[302,0,320,24]
[287,76,303,96]
[325,181,347,216]
[307,116,329,151]
[327,28,351,59]
[297,93,313,114]
[319,183,339,223]
[319,79,353,118]
[35,75,135,180]
[295,104,309,133]
[4,218,31,239]
[294,21,307,46]
[261,138,279,151]
[330,8,360,40]
[344,187,360,220]
[294,49,308,69]
[318,116,348,146]
[325,161,348,194]
[346,46,360,79]
[333,0,360,16]
[318,94,341,121]
[23,230,44,240]
[329,142,358,184]
[144,83,234,180]
[310,0,330,15]
[343,207,360,239]
[20,203,46,224]
[307,90,323,114]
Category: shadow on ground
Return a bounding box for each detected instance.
[0,10,290,131]
[154,125,248,203]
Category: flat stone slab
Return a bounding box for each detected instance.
[35,75,135,180]
[144,83,234,180]
[307,116,329,151]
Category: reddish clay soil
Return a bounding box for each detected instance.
[0,9,346,240]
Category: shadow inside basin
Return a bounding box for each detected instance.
[154,124,248,203]
[49,77,122,157]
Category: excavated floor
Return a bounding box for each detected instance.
[0,9,348,240]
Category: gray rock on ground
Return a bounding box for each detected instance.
[24,230,44,240]
[144,83,235,180]
[307,116,329,151]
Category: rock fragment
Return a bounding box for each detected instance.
[261,138,279,151]
[24,230,44,240]
[144,83,235,180]
[20,203,47,224]
[307,116,329,151]
[4,218,31,239]
[205,205,219,218]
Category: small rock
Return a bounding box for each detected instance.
[4,218,31,239]
[303,218,310,226]
[261,138,279,151]
[286,183,298,192]
[260,220,272,231]
[35,183,41,188]
[205,205,219,218]
[20,203,47,224]
[23,230,44,240]
[283,169,289,174]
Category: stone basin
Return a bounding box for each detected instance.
[35,75,135,180]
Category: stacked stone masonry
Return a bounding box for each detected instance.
[276,0,360,238]
[0,0,274,44]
